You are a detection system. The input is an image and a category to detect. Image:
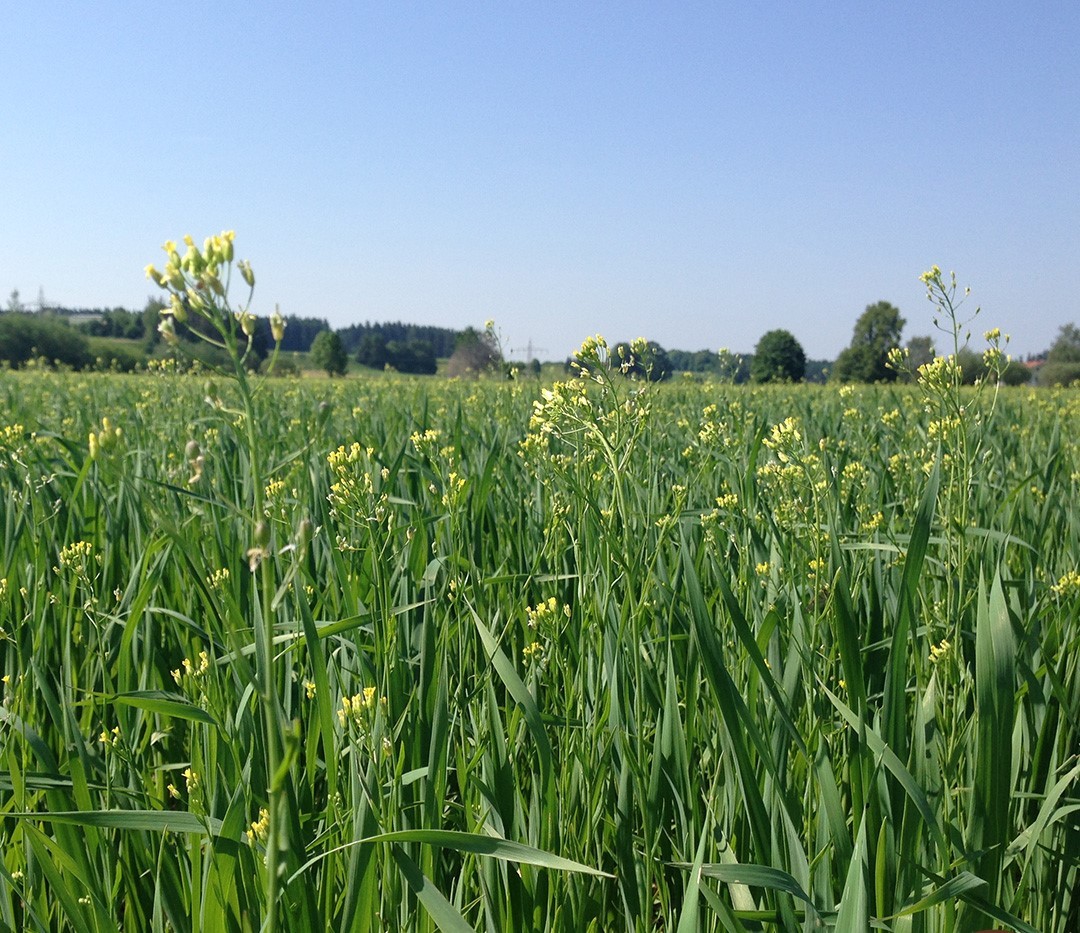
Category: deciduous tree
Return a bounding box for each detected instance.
[832,301,905,382]
[310,330,348,377]
[751,329,806,383]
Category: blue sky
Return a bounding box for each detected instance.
[2,2,1077,361]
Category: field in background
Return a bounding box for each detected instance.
[0,369,1077,931]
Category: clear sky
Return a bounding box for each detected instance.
[2,2,1077,362]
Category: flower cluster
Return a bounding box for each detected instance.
[246,808,270,844]
[928,638,952,664]
[1050,570,1080,597]
[171,650,211,685]
[338,686,386,730]
[88,417,122,462]
[56,541,95,578]
[764,417,802,464]
[144,232,284,367]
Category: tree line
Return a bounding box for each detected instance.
[3,289,1079,385]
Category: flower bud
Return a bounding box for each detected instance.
[170,294,187,323]
[158,317,178,345]
[253,520,271,548]
[270,304,286,343]
[202,272,225,298]
[88,432,99,461]
[238,260,255,288]
[144,264,165,287]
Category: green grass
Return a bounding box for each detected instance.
[0,369,1077,931]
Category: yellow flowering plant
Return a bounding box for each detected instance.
[145,232,308,931]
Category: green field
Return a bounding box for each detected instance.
[0,356,1077,931]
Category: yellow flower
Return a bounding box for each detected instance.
[246,807,270,844]
[929,638,952,663]
[1050,570,1080,597]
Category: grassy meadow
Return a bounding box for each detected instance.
[0,361,1078,931]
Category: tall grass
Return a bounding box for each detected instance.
[0,359,1077,930]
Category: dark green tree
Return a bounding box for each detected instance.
[356,333,389,369]
[751,329,806,383]
[310,330,348,377]
[832,301,905,382]
[386,339,437,375]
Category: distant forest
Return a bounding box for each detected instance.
[44,304,463,360]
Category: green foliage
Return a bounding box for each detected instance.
[446,326,502,377]
[1000,357,1033,385]
[905,334,936,372]
[1047,323,1080,364]
[357,334,437,374]
[1038,361,1080,386]
[310,330,348,377]
[750,329,805,383]
[832,300,905,382]
[0,366,1078,930]
[667,348,752,382]
[87,337,143,372]
[339,320,460,360]
[0,312,92,369]
[1040,324,1080,385]
[611,339,673,381]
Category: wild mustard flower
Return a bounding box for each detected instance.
[247,808,271,844]
[523,641,544,662]
[1050,570,1080,597]
[172,650,211,685]
[929,638,952,663]
[525,597,563,629]
[338,687,386,729]
[764,417,802,463]
[207,568,230,591]
[56,541,94,577]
